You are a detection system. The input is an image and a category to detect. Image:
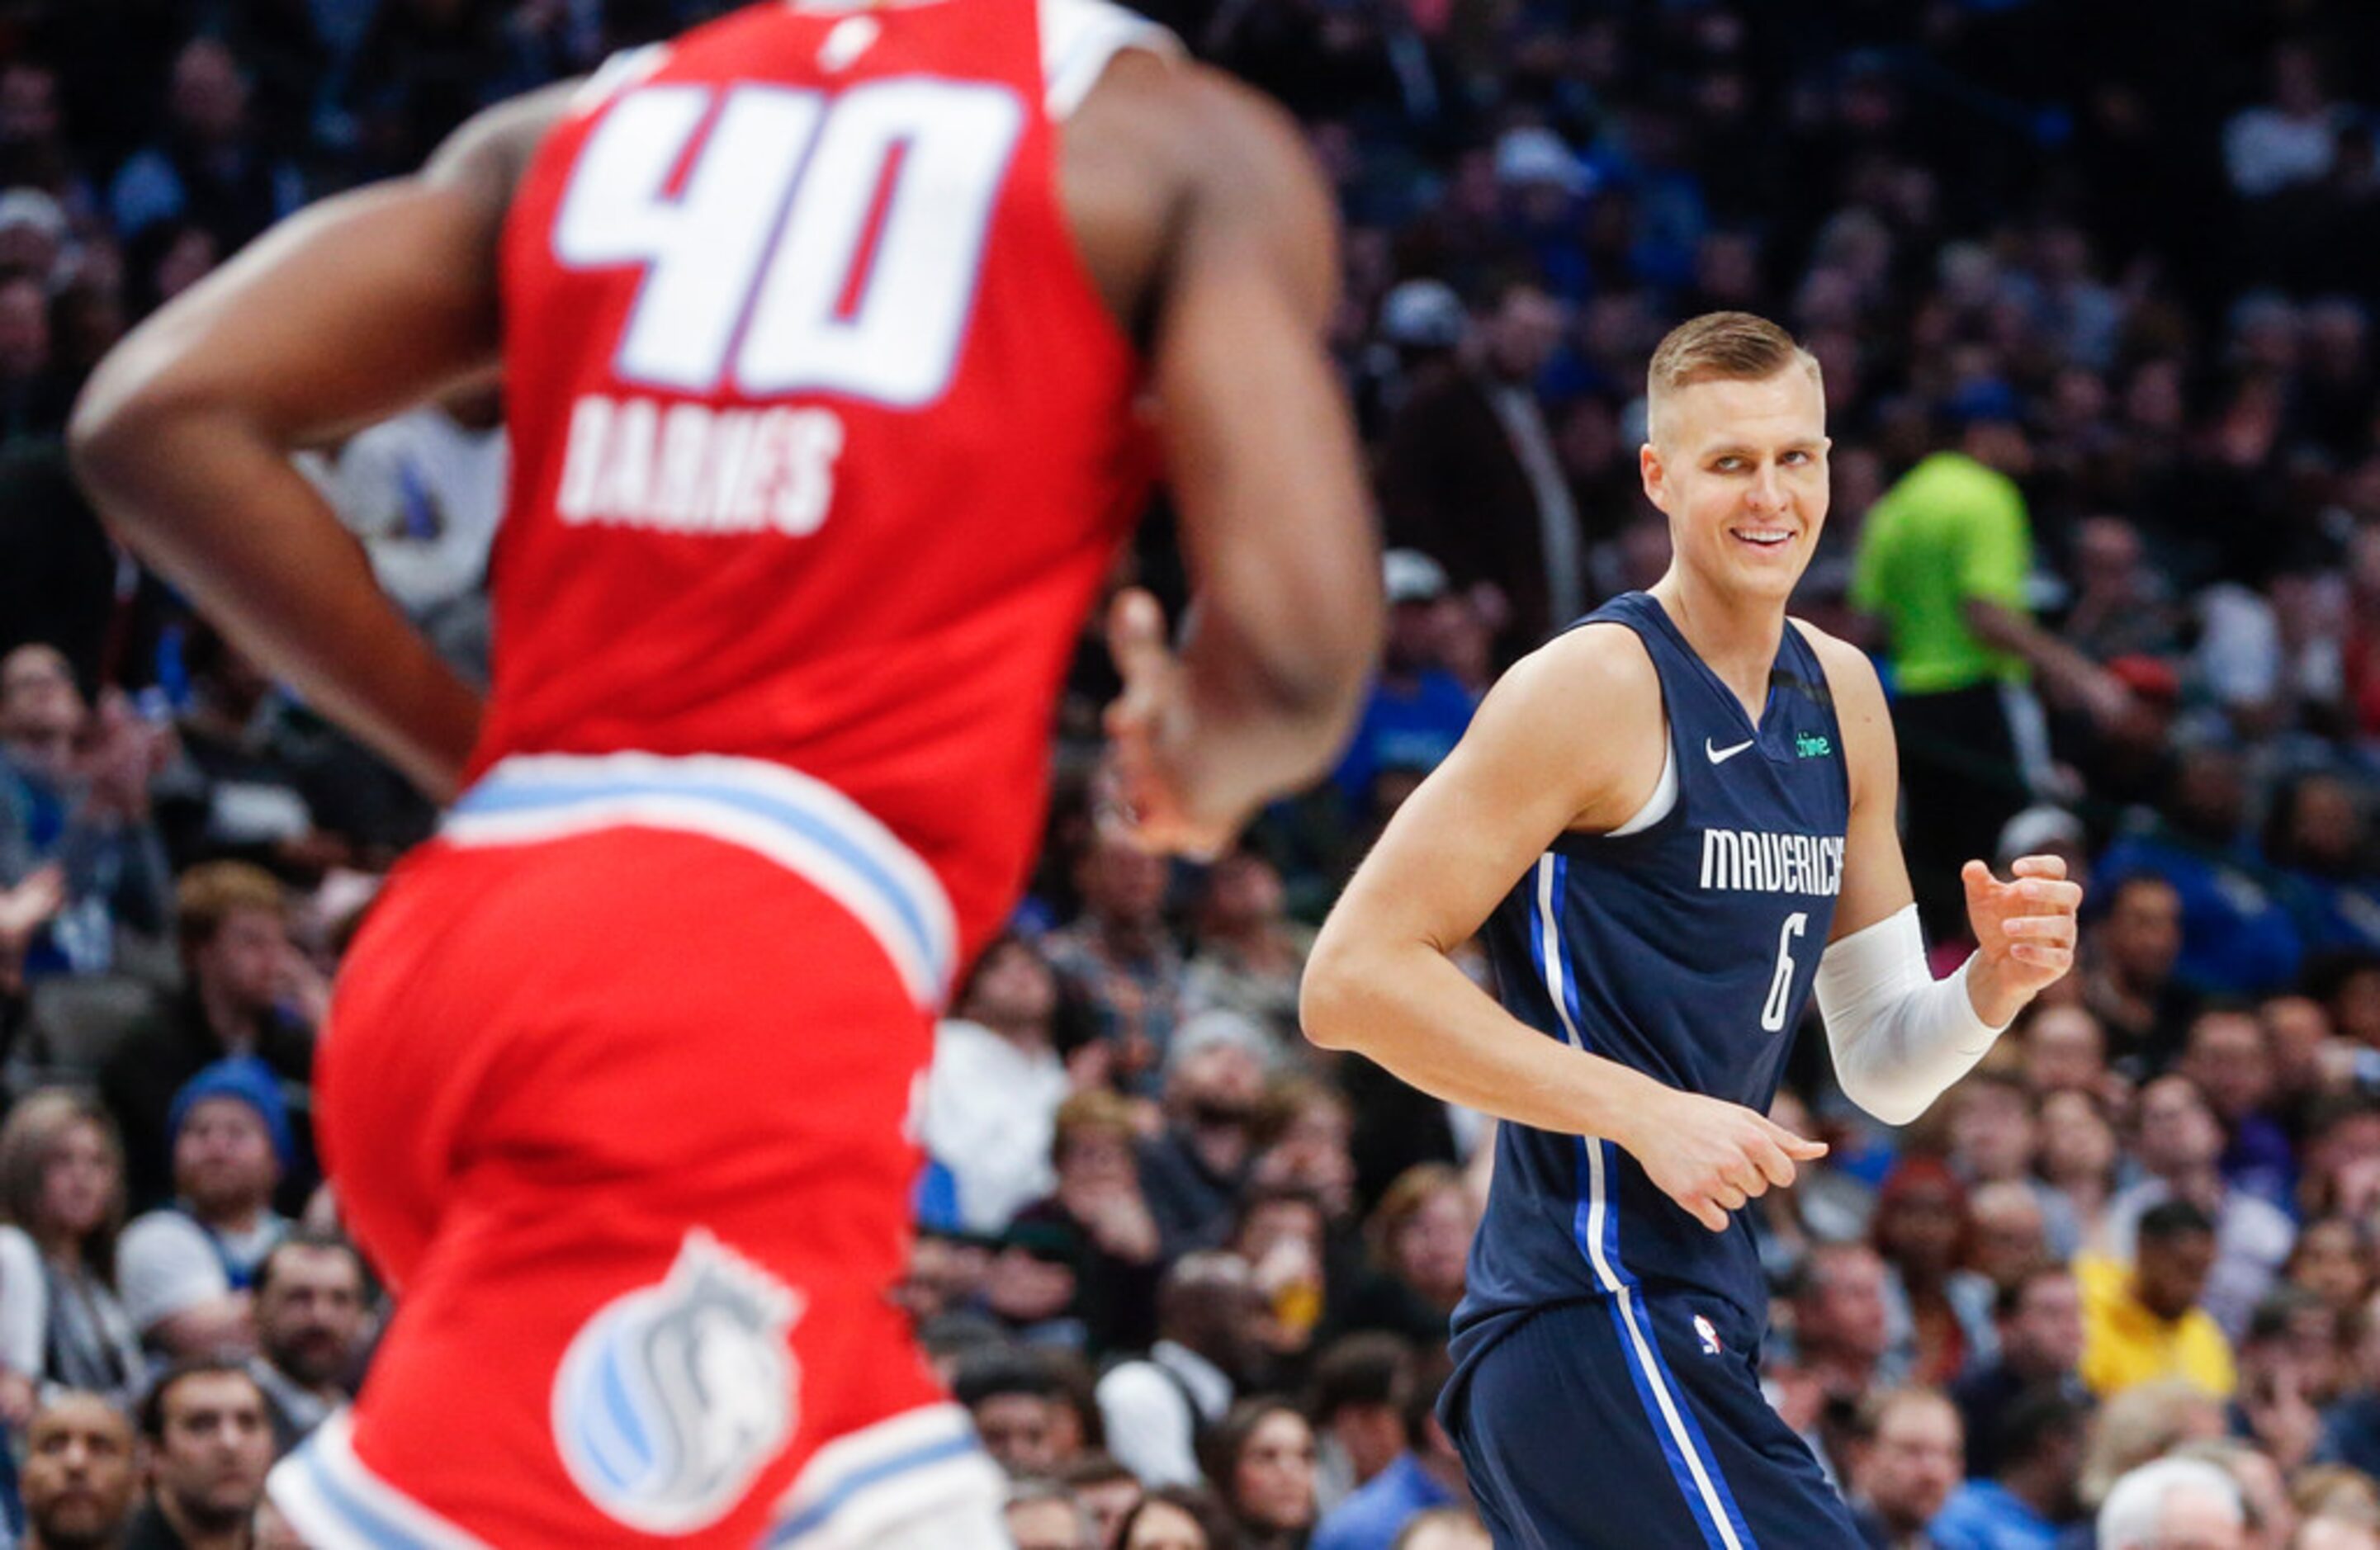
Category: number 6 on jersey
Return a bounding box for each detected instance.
[1760,910,1808,1033]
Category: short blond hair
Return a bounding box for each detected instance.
[1646,312,1821,441]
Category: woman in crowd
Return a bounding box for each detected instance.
[1337,1164,1474,1344]
[0,1089,145,1413]
[2039,1087,2124,1255]
[1203,1398,1318,1550]
[1121,1484,1245,1550]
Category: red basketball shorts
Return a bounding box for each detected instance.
[267,754,1004,1548]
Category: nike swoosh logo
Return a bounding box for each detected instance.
[1706,738,1755,765]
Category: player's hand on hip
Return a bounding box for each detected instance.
[1962,854,2083,1023]
[1621,1089,1827,1234]
[1098,587,1238,860]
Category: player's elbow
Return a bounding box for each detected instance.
[1833,1066,1934,1128]
[1298,935,1369,1052]
[69,348,180,517]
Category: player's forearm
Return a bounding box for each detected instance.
[71,404,481,801]
[1301,934,1664,1141]
[1163,607,1374,822]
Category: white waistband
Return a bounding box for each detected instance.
[442,752,958,1008]
[268,1410,494,1550]
[766,1403,1004,1548]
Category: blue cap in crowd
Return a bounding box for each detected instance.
[168,1056,294,1172]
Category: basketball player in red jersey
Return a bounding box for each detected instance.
[71,2,1381,1543]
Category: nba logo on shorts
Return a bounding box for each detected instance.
[553,1229,804,1532]
[1694,1314,1722,1356]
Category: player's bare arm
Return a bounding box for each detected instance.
[69,83,574,801]
[1067,54,1382,855]
[1796,619,2084,1122]
[1304,624,1825,1233]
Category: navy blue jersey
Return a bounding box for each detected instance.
[1454,591,1851,1354]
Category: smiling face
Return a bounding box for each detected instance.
[1641,363,1830,607]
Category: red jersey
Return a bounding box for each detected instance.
[455,0,1164,1003]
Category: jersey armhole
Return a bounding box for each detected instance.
[1554,616,1682,849]
[1041,0,1181,119]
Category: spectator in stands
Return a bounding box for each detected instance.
[1140,1028,1268,1260]
[2225,41,2349,201]
[1378,275,1583,661]
[1117,1485,1238,1550]
[1057,1453,1142,1550]
[925,932,1074,1236]
[1097,1253,1273,1489]
[107,37,303,249]
[0,642,173,978]
[2181,1007,2299,1212]
[2098,747,2307,999]
[1248,1080,1359,1232]
[2232,1290,2335,1477]
[1954,1265,2089,1481]
[2171,1437,2294,1550]
[1845,1387,1962,1550]
[247,1232,367,1457]
[2268,773,2380,957]
[1008,1479,1099,1550]
[2095,1454,2246,1550]
[20,1389,138,1550]
[0,1089,144,1409]
[959,1348,1076,1480]
[2316,1284,2380,1481]
[2083,874,2199,1070]
[1307,1333,1412,1515]
[1968,1181,2056,1306]
[126,1358,272,1550]
[1928,1387,2090,1550]
[1009,1090,1163,1358]
[1788,1243,1904,1433]
[2081,1378,2232,1518]
[100,862,316,1212]
[155,622,404,875]
[1311,1356,1462,1550]
[1871,1156,1994,1387]
[2018,1003,2113,1099]
[2037,1089,2122,1251]
[2286,1217,2372,1320]
[1183,845,1315,1048]
[298,385,506,649]
[116,1058,292,1357]
[1045,829,1184,1095]
[1338,1165,1473,1346]
[1204,1397,1318,1550]
[2108,1075,2296,1340]
[1952,1069,2080,1251]
[1327,551,1476,820]
[1231,1186,1329,1374]
[2080,1199,2236,1400]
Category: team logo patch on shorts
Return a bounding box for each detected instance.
[553,1229,803,1533]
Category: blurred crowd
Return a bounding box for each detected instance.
[1,0,2379,1547]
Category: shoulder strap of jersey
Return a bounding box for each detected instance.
[1039,0,1180,118]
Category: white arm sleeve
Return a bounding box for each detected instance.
[1815,905,2009,1127]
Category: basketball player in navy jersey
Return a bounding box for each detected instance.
[1302,311,2082,1548]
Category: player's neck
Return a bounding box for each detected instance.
[1648,572,1786,721]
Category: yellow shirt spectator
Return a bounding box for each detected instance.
[2075,1247,2236,1401]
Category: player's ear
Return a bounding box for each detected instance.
[1640,441,1668,511]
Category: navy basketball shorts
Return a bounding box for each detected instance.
[1442,1293,1862,1549]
